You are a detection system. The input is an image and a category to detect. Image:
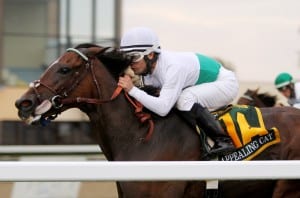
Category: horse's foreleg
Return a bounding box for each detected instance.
[119,181,195,198]
[272,180,300,198]
[183,181,206,198]
[116,182,124,198]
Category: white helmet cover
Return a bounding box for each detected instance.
[120,27,161,53]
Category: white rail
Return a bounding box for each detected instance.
[0,161,300,182]
[0,145,101,154]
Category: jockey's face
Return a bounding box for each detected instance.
[278,85,293,99]
[130,52,155,75]
[130,57,147,75]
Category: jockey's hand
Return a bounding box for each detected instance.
[118,75,134,92]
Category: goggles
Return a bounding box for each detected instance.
[127,51,149,62]
[277,86,289,92]
[126,44,160,63]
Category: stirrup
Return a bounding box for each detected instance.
[209,143,236,155]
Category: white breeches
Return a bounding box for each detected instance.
[176,67,239,111]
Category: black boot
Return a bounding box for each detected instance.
[187,103,236,155]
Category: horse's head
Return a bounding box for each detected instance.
[237,88,277,107]
[15,43,131,125]
[237,89,258,106]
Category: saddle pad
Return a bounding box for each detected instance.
[218,105,280,161]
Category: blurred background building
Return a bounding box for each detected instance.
[1,0,121,86]
[0,0,121,146]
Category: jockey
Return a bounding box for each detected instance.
[118,26,239,155]
[274,72,300,108]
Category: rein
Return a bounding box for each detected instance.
[61,84,123,105]
[31,48,154,141]
[61,85,154,141]
[124,93,154,141]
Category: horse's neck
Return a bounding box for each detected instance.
[86,93,144,160]
[84,64,150,160]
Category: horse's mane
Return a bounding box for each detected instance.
[246,89,277,107]
[257,92,277,107]
[74,43,131,80]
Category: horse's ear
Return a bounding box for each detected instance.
[95,47,132,79]
[86,47,109,57]
[254,88,259,94]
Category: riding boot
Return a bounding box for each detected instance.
[184,103,236,155]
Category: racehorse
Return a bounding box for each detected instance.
[15,44,300,198]
[237,88,278,107]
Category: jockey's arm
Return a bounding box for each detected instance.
[128,68,187,116]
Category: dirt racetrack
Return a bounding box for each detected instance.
[0,181,118,198]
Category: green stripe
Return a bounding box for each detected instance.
[196,53,220,84]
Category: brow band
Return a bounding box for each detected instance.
[66,48,89,61]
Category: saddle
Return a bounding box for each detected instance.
[210,105,280,161]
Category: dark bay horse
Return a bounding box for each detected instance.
[15,44,300,198]
[237,88,278,107]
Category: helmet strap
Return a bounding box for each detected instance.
[142,53,159,76]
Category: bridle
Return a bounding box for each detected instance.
[240,93,255,106]
[29,47,154,141]
[29,48,105,112]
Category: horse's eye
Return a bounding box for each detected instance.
[58,67,71,75]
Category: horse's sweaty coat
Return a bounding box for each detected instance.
[14,44,300,198]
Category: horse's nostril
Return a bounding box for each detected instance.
[15,99,34,111]
[22,100,32,107]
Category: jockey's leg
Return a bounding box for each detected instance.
[181,103,236,155]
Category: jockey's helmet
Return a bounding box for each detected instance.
[274,72,294,89]
[120,27,161,54]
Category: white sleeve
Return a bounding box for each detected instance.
[293,103,300,109]
[295,82,300,100]
[128,66,186,116]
